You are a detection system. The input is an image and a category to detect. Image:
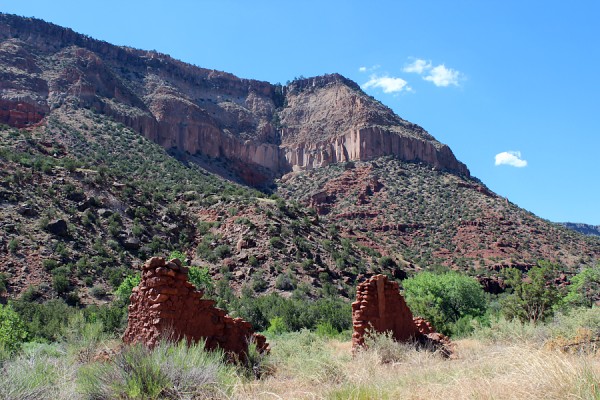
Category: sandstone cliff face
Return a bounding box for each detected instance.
[0,13,469,183]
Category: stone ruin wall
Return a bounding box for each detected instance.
[123,257,268,359]
[352,274,451,354]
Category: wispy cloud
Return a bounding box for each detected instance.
[358,65,380,73]
[362,75,411,94]
[403,59,431,74]
[495,151,528,168]
[404,58,462,87]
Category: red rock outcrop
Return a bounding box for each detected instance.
[352,274,452,355]
[123,257,268,359]
[0,14,470,185]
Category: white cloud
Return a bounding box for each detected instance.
[423,64,460,87]
[358,65,380,73]
[362,74,411,93]
[404,58,462,87]
[495,151,528,168]
[403,59,431,74]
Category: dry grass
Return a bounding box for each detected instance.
[233,333,600,400]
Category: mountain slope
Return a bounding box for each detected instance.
[0,13,467,187]
[0,14,598,304]
[277,160,599,273]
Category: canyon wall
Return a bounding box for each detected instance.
[0,14,470,182]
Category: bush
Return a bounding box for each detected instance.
[90,285,107,299]
[403,271,488,335]
[114,274,141,304]
[269,237,284,249]
[362,330,414,364]
[267,316,287,335]
[233,293,352,333]
[188,266,214,294]
[78,340,234,399]
[561,265,600,308]
[275,271,297,291]
[11,299,75,342]
[214,245,231,259]
[52,274,70,294]
[0,304,27,354]
[0,272,8,295]
[501,262,560,323]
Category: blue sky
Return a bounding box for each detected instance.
[3,1,599,224]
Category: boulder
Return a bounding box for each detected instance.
[46,219,68,237]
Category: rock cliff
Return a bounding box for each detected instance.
[0,13,469,184]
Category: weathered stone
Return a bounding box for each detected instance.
[17,204,36,216]
[46,219,68,236]
[352,274,452,356]
[124,257,269,360]
[122,237,141,250]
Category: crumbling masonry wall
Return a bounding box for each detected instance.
[123,257,268,358]
[352,274,451,353]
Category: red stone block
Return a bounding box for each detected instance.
[123,257,269,361]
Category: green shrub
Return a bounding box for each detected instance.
[379,256,396,268]
[214,245,231,259]
[561,265,600,308]
[114,274,141,304]
[90,285,107,299]
[168,250,186,264]
[78,340,234,399]
[0,272,8,294]
[269,236,284,249]
[11,299,75,342]
[42,259,60,272]
[315,321,339,338]
[188,266,214,294]
[362,330,414,364]
[267,316,287,335]
[403,271,488,336]
[275,271,297,291]
[501,262,560,323]
[0,304,27,354]
[52,274,70,294]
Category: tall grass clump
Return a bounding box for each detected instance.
[0,347,77,400]
[268,330,348,385]
[78,340,237,399]
[361,330,422,364]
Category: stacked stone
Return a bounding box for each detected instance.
[412,316,435,335]
[351,274,453,356]
[351,274,420,349]
[123,257,268,359]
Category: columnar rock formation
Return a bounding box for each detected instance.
[123,257,269,359]
[352,274,451,354]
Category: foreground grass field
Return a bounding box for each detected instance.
[2,309,600,399]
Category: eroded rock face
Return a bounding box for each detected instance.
[352,274,452,355]
[0,15,469,185]
[123,257,269,359]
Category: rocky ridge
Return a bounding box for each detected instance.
[0,13,468,186]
